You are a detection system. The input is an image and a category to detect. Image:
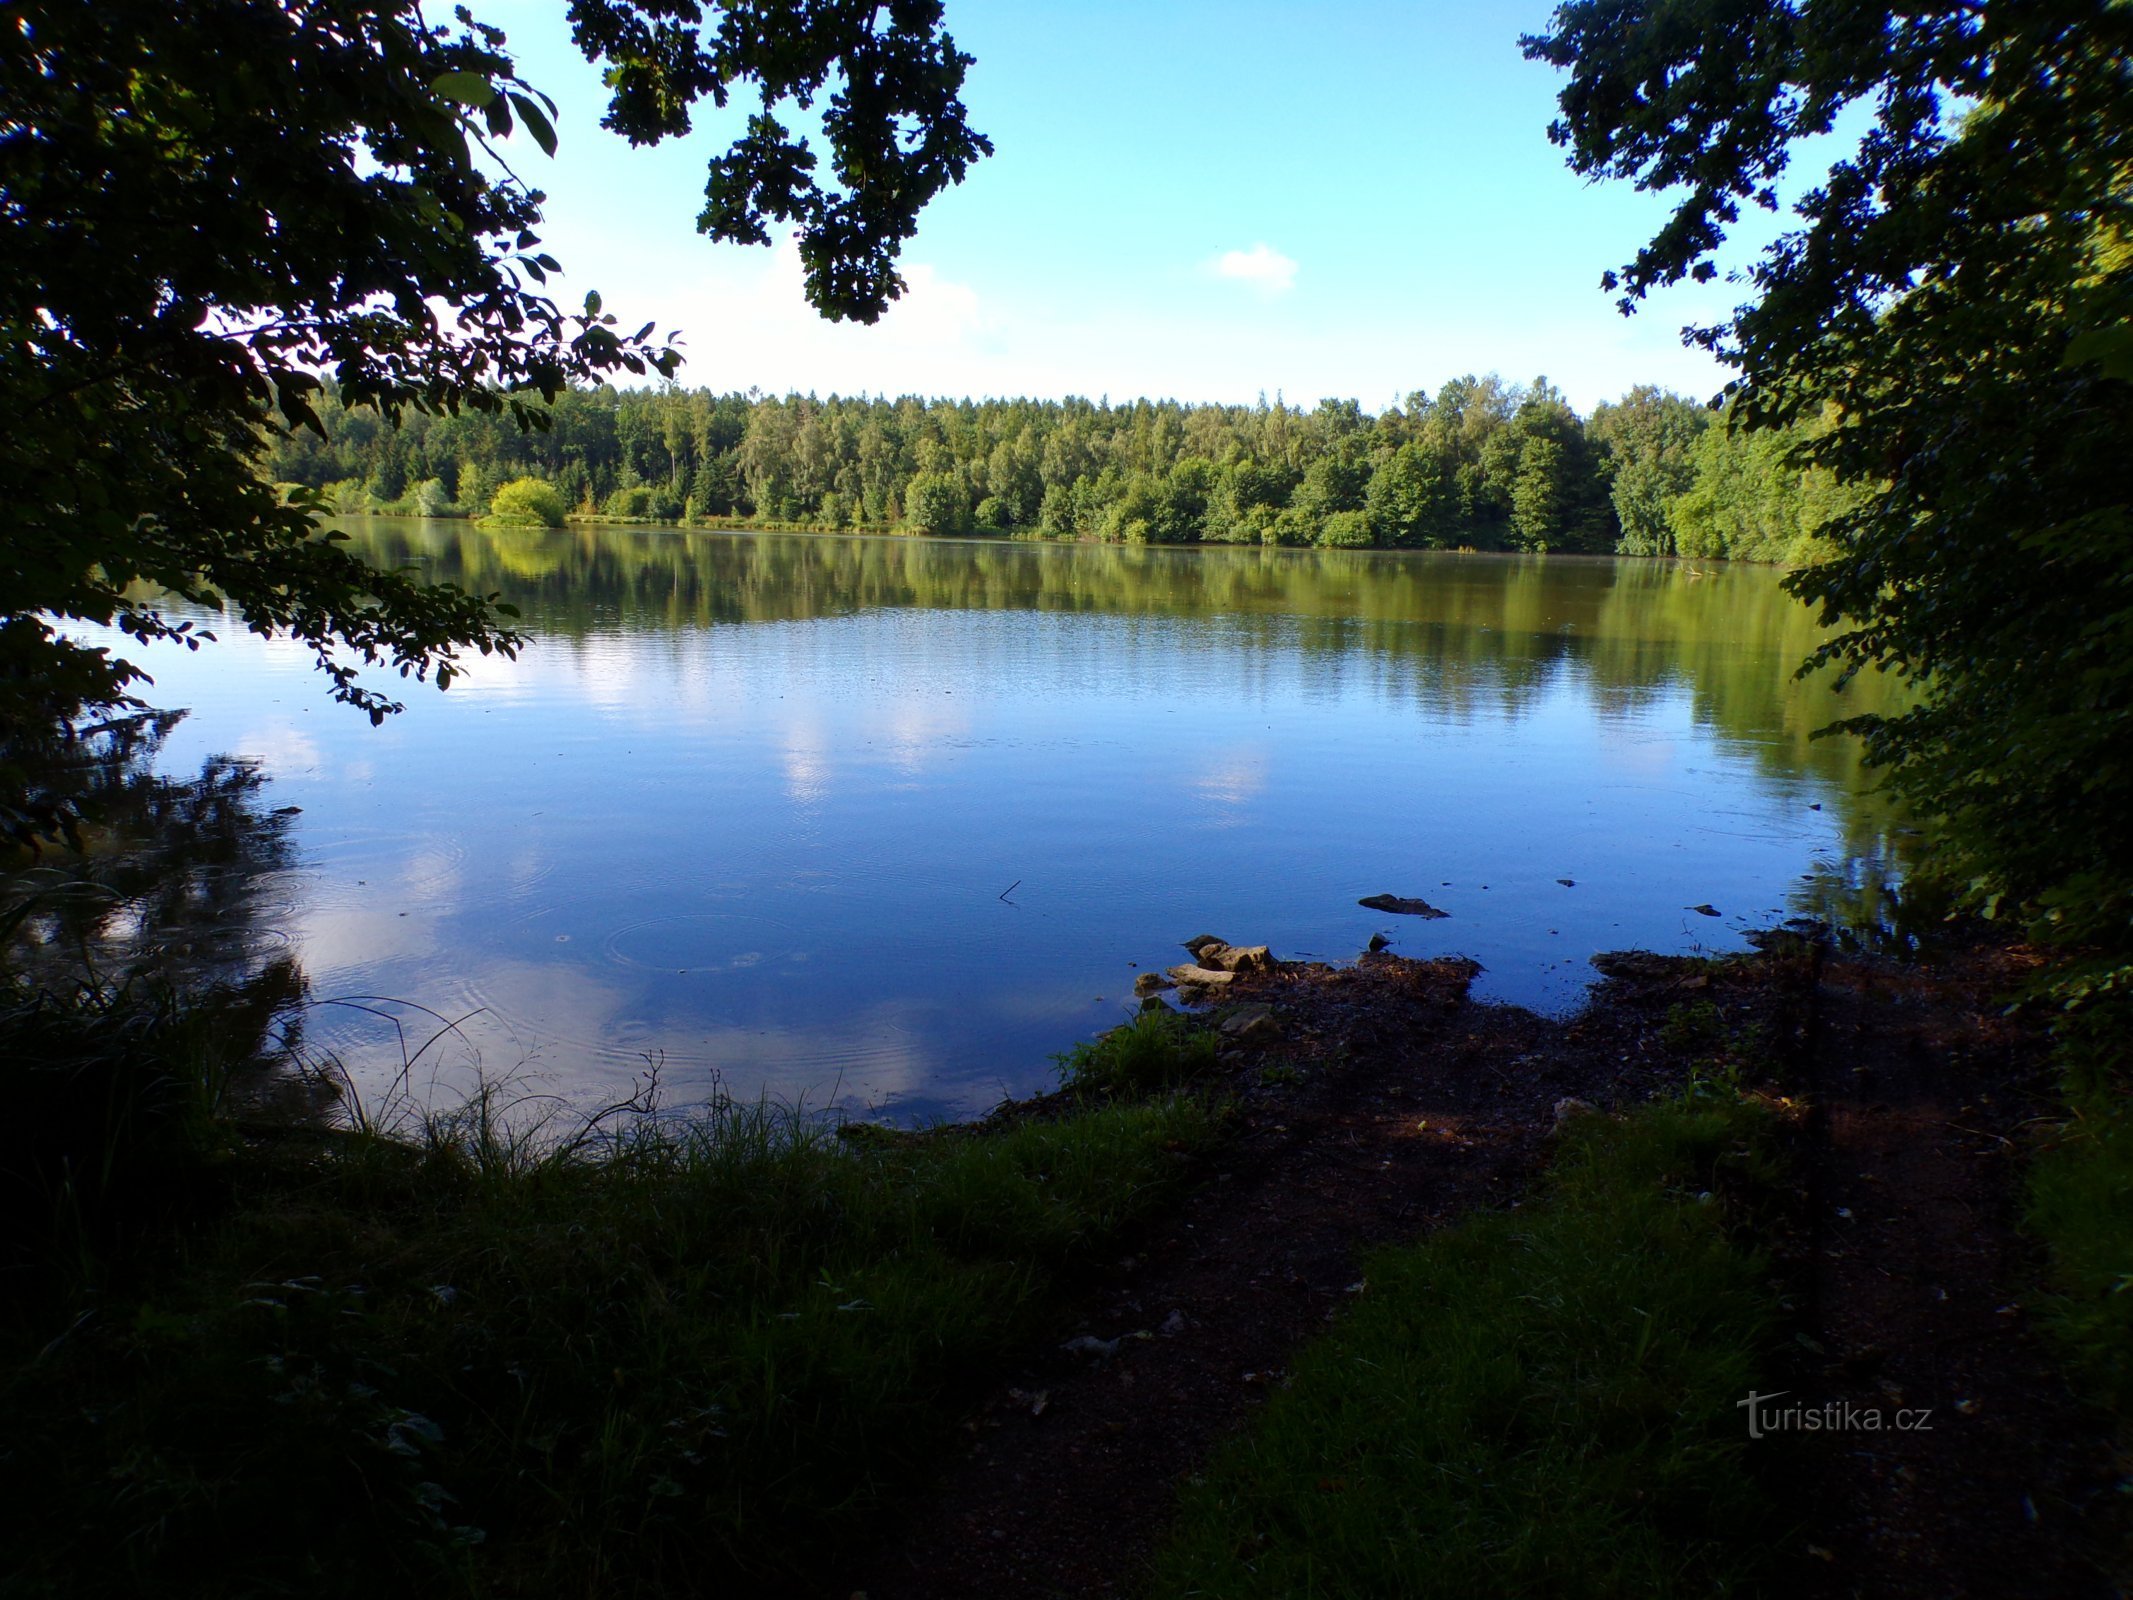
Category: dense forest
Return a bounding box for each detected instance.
[265,377,1852,563]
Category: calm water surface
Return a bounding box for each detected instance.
[80,522,1902,1121]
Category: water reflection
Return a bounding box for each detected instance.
[43,522,1907,1122]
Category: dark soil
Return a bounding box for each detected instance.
[1785,934,2115,1598]
[839,932,2117,1600]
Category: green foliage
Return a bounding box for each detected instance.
[1365,438,1460,547]
[1317,508,1375,548]
[1666,413,1854,565]
[599,482,675,521]
[2033,1097,2133,1417]
[584,1,992,323]
[267,371,1816,565]
[901,469,973,535]
[483,476,566,529]
[1150,1090,1783,1598]
[0,1079,1213,1595]
[407,477,452,518]
[1506,382,1615,552]
[1055,1009,1219,1097]
[1292,452,1369,524]
[1589,386,1713,556]
[2,0,988,835]
[1527,0,2133,985]
[2030,1002,2133,1418]
[1660,998,1725,1054]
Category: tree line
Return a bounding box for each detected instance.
[264,376,1850,563]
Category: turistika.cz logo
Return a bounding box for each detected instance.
[1737,1390,1935,1440]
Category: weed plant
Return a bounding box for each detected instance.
[1055,1008,1219,1097]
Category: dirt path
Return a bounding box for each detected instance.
[842,953,1689,1600]
[838,935,2116,1600]
[1790,939,2113,1598]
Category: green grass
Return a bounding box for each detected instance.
[2029,999,2133,1473]
[0,960,304,1299]
[0,1065,1217,1597]
[2023,977,2133,1585]
[1147,1090,1787,1600]
[2032,1095,2133,1419]
[1055,1008,1220,1097]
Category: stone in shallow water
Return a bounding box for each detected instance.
[1167,963,1235,987]
[1357,893,1449,918]
[1203,943,1273,974]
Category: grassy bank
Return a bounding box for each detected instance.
[1148,1086,1790,1600]
[0,997,1220,1597]
[2029,997,2133,1572]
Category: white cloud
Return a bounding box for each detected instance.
[631,233,1004,398]
[1209,243,1299,296]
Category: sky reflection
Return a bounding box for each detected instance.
[60,526,1903,1122]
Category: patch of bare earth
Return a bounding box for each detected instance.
[838,933,2116,1600]
[1786,935,2114,1598]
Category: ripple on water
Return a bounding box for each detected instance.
[599,909,810,973]
[304,830,472,907]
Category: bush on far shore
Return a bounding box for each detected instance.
[483,476,567,528]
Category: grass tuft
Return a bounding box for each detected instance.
[1055,1008,1219,1096]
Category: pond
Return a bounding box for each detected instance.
[63,522,1903,1122]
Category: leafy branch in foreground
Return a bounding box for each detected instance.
[1,0,988,841]
[1525,1,2133,975]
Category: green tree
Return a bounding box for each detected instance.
[2,0,988,839]
[410,477,452,518]
[457,458,498,517]
[1317,509,1374,548]
[1291,453,1369,524]
[1365,439,1459,548]
[1588,386,1711,556]
[902,471,972,536]
[1527,0,2133,964]
[1664,412,1850,565]
[601,484,659,520]
[485,477,568,529]
[1503,383,1611,552]
[1509,436,1571,551]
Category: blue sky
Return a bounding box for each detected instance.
[479,1,1778,412]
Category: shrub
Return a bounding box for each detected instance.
[485,476,567,528]
[601,483,658,520]
[1317,508,1375,548]
[903,471,972,535]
